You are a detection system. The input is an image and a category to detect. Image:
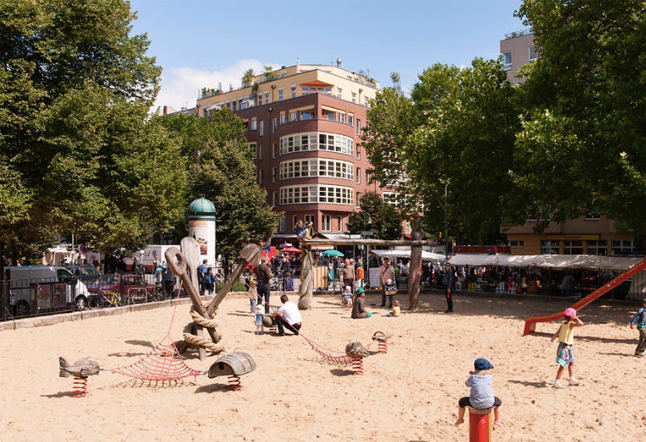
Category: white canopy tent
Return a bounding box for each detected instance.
[447,254,643,271]
[370,249,446,262]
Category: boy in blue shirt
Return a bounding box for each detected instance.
[630,298,646,357]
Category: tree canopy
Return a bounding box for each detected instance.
[161,111,282,257]
[363,58,520,245]
[347,192,403,240]
[0,0,185,261]
[512,0,646,241]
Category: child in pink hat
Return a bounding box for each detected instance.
[547,308,584,388]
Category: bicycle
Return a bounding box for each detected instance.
[125,287,151,304]
[88,289,121,308]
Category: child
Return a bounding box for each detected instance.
[295,220,313,240]
[342,286,353,308]
[629,298,646,357]
[284,272,294,292]
[382,300,400,317]
[254,304,264,335]
[547,307,584,388]
[455,358,502,427]
[248,279,258,313]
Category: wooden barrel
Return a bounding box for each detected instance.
[208,351,257,378]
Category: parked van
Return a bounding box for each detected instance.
[4,266,91,315]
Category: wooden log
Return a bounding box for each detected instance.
[297,245,313,310]
[408,225,423,311]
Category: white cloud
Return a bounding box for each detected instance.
[153,59,280,114]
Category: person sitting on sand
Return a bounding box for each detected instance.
[382,300,400,317]
[267,294,302,336]
[351,288,372,319]
[455,358,502,427]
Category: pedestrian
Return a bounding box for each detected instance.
[340,258,355,295]
[381,300,400,317]
[547,308,584,388]
[355,258,365,289]
[254,256,272,314]
[351,288,372,319]
[380,257,395,308]
[454,358,502,427]
[629,298,646,357]
[248,278,258,312]
[267,294,302,336]
[254,304,265,335]
[163,265,176,297]
[443,262,455,313]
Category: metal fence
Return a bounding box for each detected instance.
[1,273,170,322]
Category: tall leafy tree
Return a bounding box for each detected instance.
[363,58,520,245]
[513,0,646,245]
[0,0,185,261]
[161,111,282,258]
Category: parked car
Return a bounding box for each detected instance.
[67,265,101,285]
[86,274,157,307]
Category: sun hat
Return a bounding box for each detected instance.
[564,308,577,318]
[356,288,366,296]
[474,358,494,371]
[345,286,351,291]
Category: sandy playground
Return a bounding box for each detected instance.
[1,290,644,442]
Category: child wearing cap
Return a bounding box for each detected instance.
[455,358,502,427]
[342,285,353,308]
[629,298,646,357]
[547,307,584,388]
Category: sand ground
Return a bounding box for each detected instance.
[1,291,644,442]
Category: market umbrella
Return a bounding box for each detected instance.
[321,249,344,257]
[281,246,301,253]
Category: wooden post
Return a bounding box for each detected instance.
[408,223,423,311]
[297,245,313,310]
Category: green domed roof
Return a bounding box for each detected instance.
[188,197,216,215]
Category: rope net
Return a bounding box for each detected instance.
[106,333,204,381]
[300,334,358,365]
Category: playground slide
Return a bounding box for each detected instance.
[523,257,646,335]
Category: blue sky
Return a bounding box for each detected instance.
[128,0,526,112]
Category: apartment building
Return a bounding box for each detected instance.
[500,31,635,255]
[195,60,384,243]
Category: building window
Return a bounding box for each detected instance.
[272,167,277,183]
[348,114,354,126]
[264,92,270,104]
[541,240,559,255]
[365,169,369,184]
[272,192,277,207]
[248,143,257,158]
[356,144,361,160]
[280,159,354,181]
[280,217,286,232]
[503,52,512,70]
[356,192,361,208]
[305,214,315,231]
[339,113,345,124]
[509,240,524,248]
[259,169,264,185]
[612,240,634,254]
[322,215,331,231]
[356,119,361,136]
[364,96,369,106]
[280,113,286,125]
[291,87,296,98]
[232,101,237,111]
[289,112,297,122]
[587,240,607,255]
[352,92,357,103]
[337,87,342,99]
[272,118,277,134]
[259,144,263,160]
[250,119,257,131]
[279,132,354,156]
[259,120,264,136]
[293,215,298,228]
[278,89,284,101]
[563,240,583,255]
[272,143,277,158]
[356,168,361,184]
[585,210,600,220]
[529,46,539,61]
[382,192,398,206]
[258,94,263,106]
[337,216,343,232]
[280,185,354,206]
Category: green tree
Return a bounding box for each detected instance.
[241,68,256,88]
[363,59,520,245]
[512,1,646,246]
[161,111,282,258]
[0,0,185,262]
[347,192,403,240]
